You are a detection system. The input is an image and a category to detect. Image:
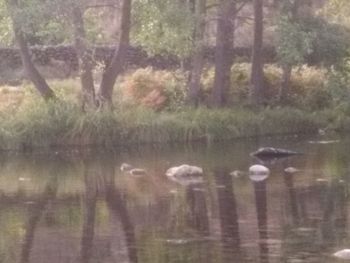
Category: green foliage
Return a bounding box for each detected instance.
[300,16,350,66]
[6,0,72,45]
[0,1,12,46]
[275,16,315,66]
[132,0,194,58]
[6,0,108,45]
[327,59,350,103]
[201,64,330,109]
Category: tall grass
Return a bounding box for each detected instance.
[0,97,325,150]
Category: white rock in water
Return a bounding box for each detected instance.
[166,164,203,186]
[249,165,270,175]
[284,167,300,174]
[166,164,203,178]
[249,165,270,182]
[333,249,350,259]
[120,163,133,172]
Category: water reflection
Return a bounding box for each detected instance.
[104,159,138,263]
[1,136,350,262]
[214,167,241,262]
[21,174,58,263]
[80,159,97,263]
[283,170,299,226]
[252,177,269,263]
[185,184,209,235]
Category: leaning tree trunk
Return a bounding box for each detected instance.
[211,0,236,107]
[72,5,96,110]
[250,0,264,105]
[7,0,55,100]
[187,0,207,106]
[98,0,132,108]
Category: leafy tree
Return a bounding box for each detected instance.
[6,0,55,100]
[275,0,314,102]
[132,0,194,58]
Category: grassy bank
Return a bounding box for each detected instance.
[0,95,335,150]
[2,64,350,150]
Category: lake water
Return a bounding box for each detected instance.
[0,135,349,263]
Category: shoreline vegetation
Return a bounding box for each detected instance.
[2,0,350,151]
[1,64,350,152]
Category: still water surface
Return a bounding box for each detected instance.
[0,135,349,263]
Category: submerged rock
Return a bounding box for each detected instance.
[18,177,31,182]
[120,163,147,176]
[333,249,350,259]
[251,147,300,158]
[284,167,301,174]
[230,170,246,177]
[308,140,340,144]
[129,168,147,176]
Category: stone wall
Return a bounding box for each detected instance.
[0,45,277,71]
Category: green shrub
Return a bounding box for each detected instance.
[202,64,330,109]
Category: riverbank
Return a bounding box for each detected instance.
[1,70,350,151]
[0,96,345,151]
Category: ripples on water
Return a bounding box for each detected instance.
[0,135,348,263]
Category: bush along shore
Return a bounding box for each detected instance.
[1,64,350,151]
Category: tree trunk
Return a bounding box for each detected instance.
[211,0,236,107]
[98,0,132,108]
[278,0,299,103]
[7,0,55,100]
[279,63,292,103]
[187,0,206,106]
[250,0,264,105]
[72,6,96,111]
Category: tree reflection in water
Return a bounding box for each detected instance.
[20,174,58,263]
[252,179,268,263]
[185,184,209,235]
[79,159,97,263]
[104,159,138,263]
[214,167,241,261]
[283,171,299,226]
